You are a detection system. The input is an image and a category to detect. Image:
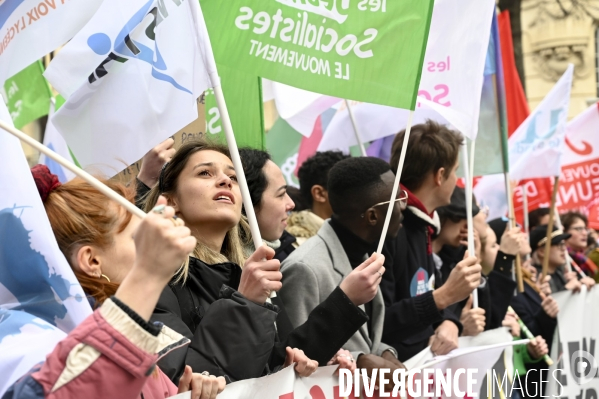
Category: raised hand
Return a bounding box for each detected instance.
[339,253,386,306]
[238,245,282,304]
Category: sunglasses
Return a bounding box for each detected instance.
[361,190,408,218]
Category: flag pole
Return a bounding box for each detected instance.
[193,1,273,297]
[463,139,478,308]
[0,120,146,219]
[541,176,560,282]
[508,306,554,366]
[192,2,263,253]
[376,111,414,254]
[344,99,367,157]
[505,172,524,292]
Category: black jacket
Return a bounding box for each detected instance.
[510,282,557,348]
[274,231,297,262]
[510,282,557,397]
[438,246,517,331]
[380,206,462,361]
[153,257,367,383]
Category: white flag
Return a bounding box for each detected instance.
[474,66,575,220]
[318,0,495,152]
[38,99,76,183]
[0,0,102,85]
[264,79,341,137]
[0,100,92,394]
[509,65,574,181]
[44,0,217,177]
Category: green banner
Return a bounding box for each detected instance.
[3,61,52,129]
[202,0,434,110]
[203,67,266,149]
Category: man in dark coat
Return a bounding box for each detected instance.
[280,157,406,390]
[382,120,482,361]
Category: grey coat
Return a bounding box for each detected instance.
[280,221,393,358]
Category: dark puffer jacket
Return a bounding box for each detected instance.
[153,256,367,383]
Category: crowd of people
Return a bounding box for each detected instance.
[4,121,597,399]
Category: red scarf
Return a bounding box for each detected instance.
[401,184,436,255]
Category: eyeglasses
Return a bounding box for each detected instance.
[552,241,567,250]
[569,226,587,233]
[361,190,408,218]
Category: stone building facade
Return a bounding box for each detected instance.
[521,0,599,117]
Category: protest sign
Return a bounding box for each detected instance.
[547,287,599,399]
[171,328,518,399]
[170,365,341,399]
[201,0,433,111]
[0,0,102,85]
[403,328,518,399]
[0,99,91,395]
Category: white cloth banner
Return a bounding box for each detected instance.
[0,0,102,85]
[508,65,573,181]
[404,328,517,399]
[317,0,495,152]
[45,0,216,177]
[547,287,599,399]
[0,100,91,395]
[172,329,517,399]
[38,99,76,183]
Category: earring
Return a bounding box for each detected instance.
[100,274,111,283]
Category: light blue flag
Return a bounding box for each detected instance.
[0,100,92,395]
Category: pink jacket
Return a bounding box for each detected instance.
[4,299,190,399]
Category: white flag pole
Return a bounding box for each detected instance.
[0,119,146,219]
[344,99,367,157]
[192,2,263,253]
[376,111,414,254]
[212,85,263,252]
[462,139,478,308]
[193,1,273,296]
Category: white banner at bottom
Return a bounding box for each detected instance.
[170,328,525,399]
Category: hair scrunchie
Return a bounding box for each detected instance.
[31,164,61,202]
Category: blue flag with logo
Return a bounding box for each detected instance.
[0,100,92,394]
[44,0,218,177]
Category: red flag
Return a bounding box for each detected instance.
[498,11,530,137]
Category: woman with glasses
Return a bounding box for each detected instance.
[561,211,599,281]
[530,225,584,293]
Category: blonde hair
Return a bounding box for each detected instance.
[143,139,247,282]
